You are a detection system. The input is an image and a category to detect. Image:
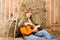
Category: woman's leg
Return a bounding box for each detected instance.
[34,30,58,40]
[24,34,42,40]
[40,30,57,40]
[34,30,44,37]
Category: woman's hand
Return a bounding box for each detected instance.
[32,25,40,32]
[32,28,37,32]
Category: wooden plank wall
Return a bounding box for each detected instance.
[46,0,51,25]
[46,0,60,26]
[1,0,21,20]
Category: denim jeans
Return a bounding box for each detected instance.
[24,30,58,40]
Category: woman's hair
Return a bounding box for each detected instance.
[22,8,32,17]
[28,8,32,12]
[23,8,28,13]
[23,8,32,13]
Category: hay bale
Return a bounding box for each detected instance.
[20,0,46,25]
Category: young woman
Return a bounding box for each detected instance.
[18,8,58,40]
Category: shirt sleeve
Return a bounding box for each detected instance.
[18,17,25,27]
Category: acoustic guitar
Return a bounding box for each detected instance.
[20,24,39,36]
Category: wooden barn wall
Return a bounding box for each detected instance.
[46,0,60,26]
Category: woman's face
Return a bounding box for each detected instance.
[26,12,32,18]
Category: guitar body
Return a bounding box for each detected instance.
[20,24,33,35]
[20,24,38,35]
